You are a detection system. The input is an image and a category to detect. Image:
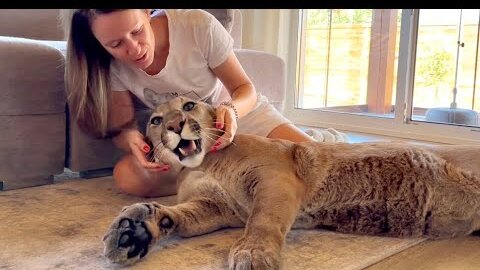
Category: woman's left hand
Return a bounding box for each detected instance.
[212,104,238,152]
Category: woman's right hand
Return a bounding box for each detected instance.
[112,129,169,171]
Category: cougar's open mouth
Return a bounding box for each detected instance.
[173,138,202,160]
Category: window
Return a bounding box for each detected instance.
[412,9,480,127]
[285,9,480,144]
[297,10,400,117]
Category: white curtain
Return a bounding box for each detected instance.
[240,9,293,62]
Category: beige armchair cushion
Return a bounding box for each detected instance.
[0,9,64,40]
[0,36,65,115]
[204,9,234,33]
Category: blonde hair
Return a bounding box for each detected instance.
[60,9,124,138]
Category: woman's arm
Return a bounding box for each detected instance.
[108,91,163,169]
[108,91,137,152]
[212,52,257,118]
[211,51,257,150]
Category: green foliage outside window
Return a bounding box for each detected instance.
[306,9,373,28]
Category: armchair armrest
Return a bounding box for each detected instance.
[0,36,65,115]
[234,49,286,112]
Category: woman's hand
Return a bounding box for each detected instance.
[212,103,238,152]
[112,129,170,171]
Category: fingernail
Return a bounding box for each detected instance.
[214,140,221,147]
[143,145,150,153]
[216,123,222,129]
[210,147,217,153]
[161,165,170,171]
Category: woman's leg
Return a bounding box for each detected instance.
[267,123,314,143]
[113,154,177,197]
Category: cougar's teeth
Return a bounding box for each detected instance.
[179,140,197,157]
[179,147,187,157]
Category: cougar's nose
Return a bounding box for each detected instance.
[166,117,185,134]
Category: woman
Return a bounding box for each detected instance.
[62,9,314,197]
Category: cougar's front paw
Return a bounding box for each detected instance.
[228,237,280,270]
[102,203,174,265]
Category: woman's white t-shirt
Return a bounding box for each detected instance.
[109,9,233,107]
[109,9,291,137]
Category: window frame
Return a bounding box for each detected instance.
[283,9,480,145]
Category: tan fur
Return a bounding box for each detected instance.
[103,95,480,269]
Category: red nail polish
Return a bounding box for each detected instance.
[216,123,222,129]
[143,145,150,152]
[210,147,217,153]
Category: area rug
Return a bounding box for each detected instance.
[0,177,425,270]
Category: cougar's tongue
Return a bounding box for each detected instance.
[179,140,197,157]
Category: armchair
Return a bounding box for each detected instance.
[0,9,66,190]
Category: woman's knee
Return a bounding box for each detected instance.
[113,155,177,197]
[113,155,152,196]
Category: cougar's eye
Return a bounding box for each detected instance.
[183,101,196,112]
[150,116,163,125]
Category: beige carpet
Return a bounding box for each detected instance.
[0,177,425,270]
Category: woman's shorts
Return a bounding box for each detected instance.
[236,94,292,137]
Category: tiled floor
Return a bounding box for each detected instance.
[365,236,480,270]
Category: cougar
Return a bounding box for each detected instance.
[103,89,480,269]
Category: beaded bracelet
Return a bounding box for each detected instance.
[220,101,239,120]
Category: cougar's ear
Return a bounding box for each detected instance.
[144,88,163,108]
